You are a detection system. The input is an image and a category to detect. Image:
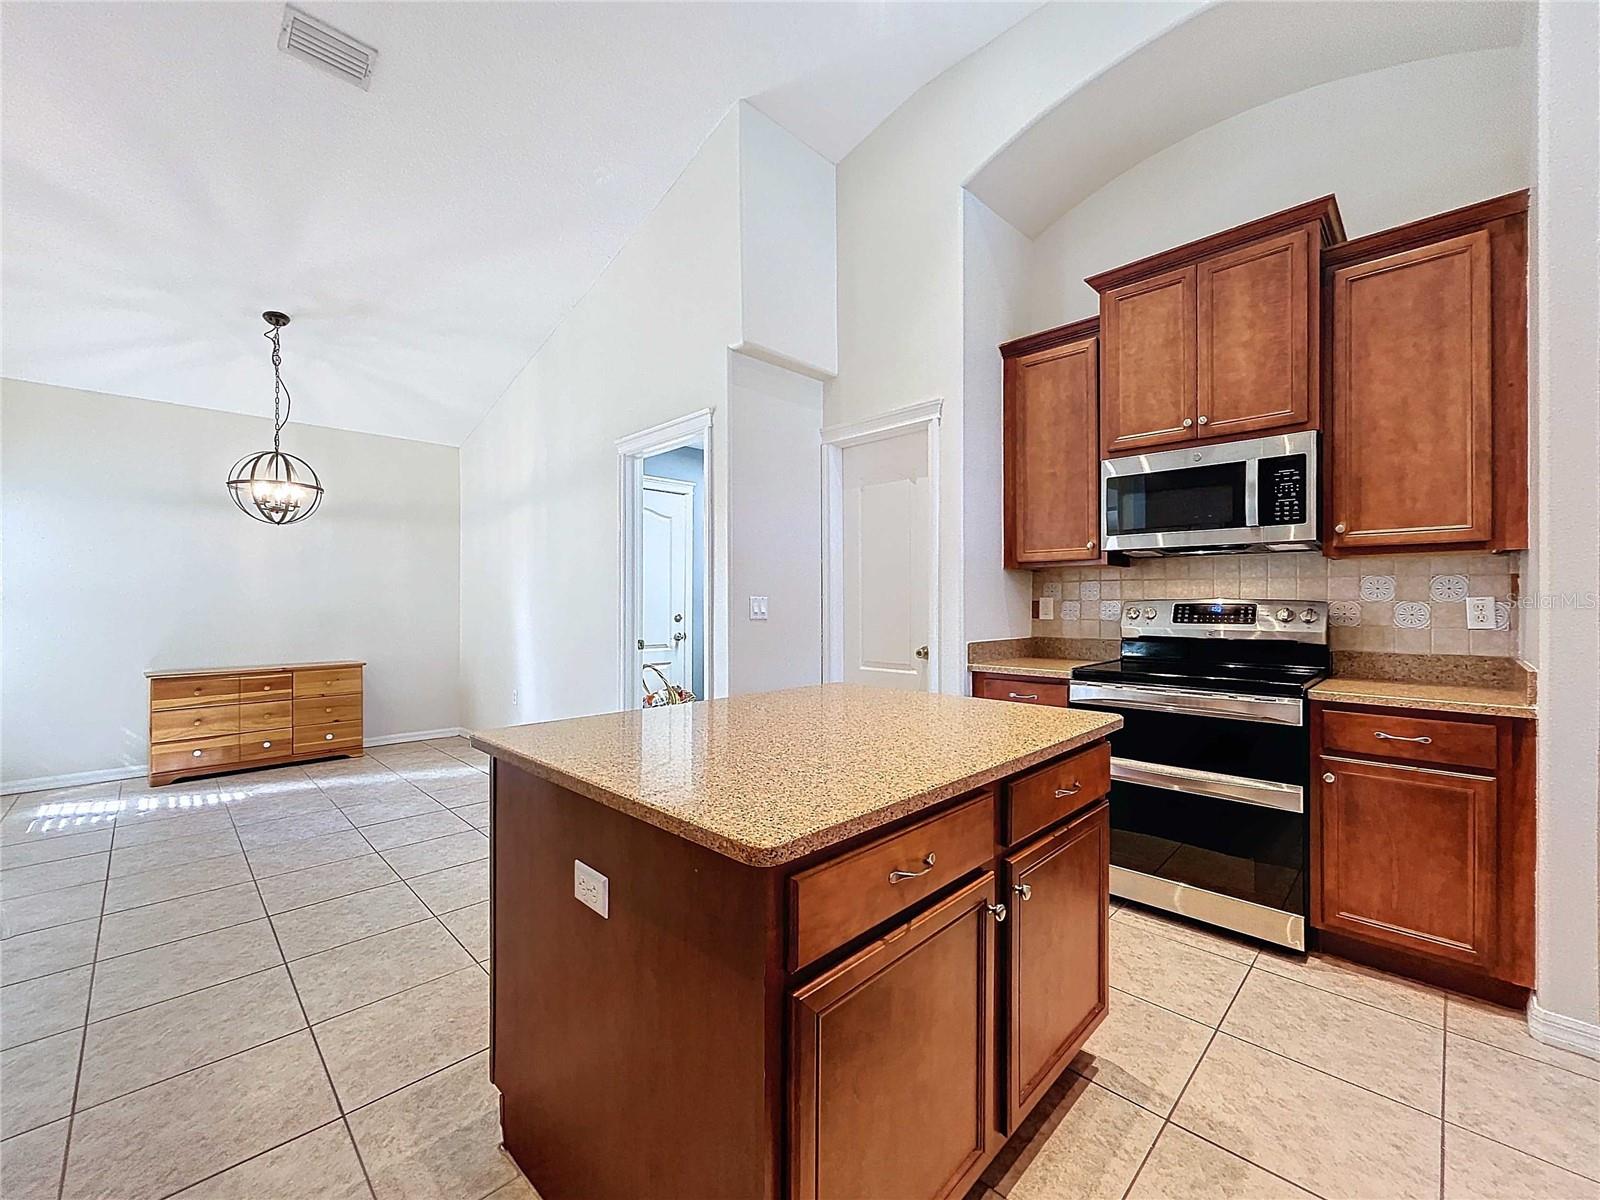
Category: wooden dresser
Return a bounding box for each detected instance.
[147,661,365,786]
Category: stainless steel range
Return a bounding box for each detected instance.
[1068,598,1328,950]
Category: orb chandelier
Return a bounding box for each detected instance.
[226,311,324,525]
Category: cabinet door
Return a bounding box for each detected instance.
[1328,231,1493,550]
[1004,802,1108,1128]
[1315,756,1497,969]
[1005,336,1100,566]
[790,874,1001,1200]
[1100,265,1196,454]
[1197,229,1312,439]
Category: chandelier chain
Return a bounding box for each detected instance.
[264,324,294,454]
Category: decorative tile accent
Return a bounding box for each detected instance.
[1328,601,1361,627]
[1098,600,1121,622]
[1060,600,1080,622]
[1393,602,1430,630]
[1494,601,1512,632]
[1359,575,1397,602]
[1040,581,1062,600]
[1430,574,1468,602]
[1081,580,1101,602]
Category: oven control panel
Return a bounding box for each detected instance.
[1124,598,1328,641]
[1173,603,1257,625]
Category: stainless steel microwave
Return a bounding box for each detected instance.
[1101,430,1318,555]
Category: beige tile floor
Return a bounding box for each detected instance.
[4,742,1597,1200]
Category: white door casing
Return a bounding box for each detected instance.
[823,401,940,692]
[639,476,694,698]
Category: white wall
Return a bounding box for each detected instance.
[1529,0,1600,1043]
[726,352,823,694]
[1025,47,1534,327]
[1,378,461,789]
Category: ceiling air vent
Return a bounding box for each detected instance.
[278,6,377,90]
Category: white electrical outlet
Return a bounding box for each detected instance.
[574,859,609,918]
[1465,596,1497,630]
[1035,596,1055,620]
[749,596,768,621]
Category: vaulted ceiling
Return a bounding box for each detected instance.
[1,1,1035,444]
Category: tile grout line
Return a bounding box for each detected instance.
[220,783,382,1200]
[1438,1028,1448,1200]
[150,1113,351,1200]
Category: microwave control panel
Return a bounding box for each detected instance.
[1258,454,1307,526]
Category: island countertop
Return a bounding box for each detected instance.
[471,683,1121,866]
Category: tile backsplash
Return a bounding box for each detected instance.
[1031,552,1521,656]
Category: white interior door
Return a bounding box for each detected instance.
[639,476,694,700]
[840,427,931,690]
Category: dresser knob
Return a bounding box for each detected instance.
[193,687,202,695]
[1323,772,1336,783]
[192,749,203,758]
[262,741,272,749]
[324,733,334,741]
[1334,523,1347,534]
[193,718,201,726]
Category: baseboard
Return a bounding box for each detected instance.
[3,728,470,796]
[1529,995,1600,1061]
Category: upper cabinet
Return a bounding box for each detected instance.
[1090,198,1343,457]
[1322,192,1528,556]
[1001,318,1102,567]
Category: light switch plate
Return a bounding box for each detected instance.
[1466,596,1496,630]
[749,596,768,621]
[574,859,609,918]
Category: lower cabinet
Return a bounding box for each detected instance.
[970,673,1069,707]
[1003,801,1109,1127]
[789,874,1002,1200]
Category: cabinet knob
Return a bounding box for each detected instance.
[1322,772,1335,783]
[193,718,201,726]
[1197,415,1208,425]
[1182,418,1193,428]
[262,741,272,749]
[324,733,334,741]
[1086,539,1096,550]
[986,901,1008,924]
[192,749,203,758]
[1013,883,1033,901]
[1334,523,1347,534]
[193,687,202,695]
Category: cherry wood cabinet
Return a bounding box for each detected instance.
[1089,197,1342,457]
[970,672,1069,707]
[1323,192,1528,555]
[1311,701,1535,1002]
[1001,318,1102,566]
[790,874,1002,1200]
[1003,801,1108,1128]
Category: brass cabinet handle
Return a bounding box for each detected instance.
[1375,731,1432,744]
[986,901,1008,923]
[1014,883,1032,901]
[888,852,936,884]
[1054,782,1081,798]
[1323,772,1336,783]
[1008,692,1039,701]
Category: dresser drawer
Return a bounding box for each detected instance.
[151,675,239,710]
[151,705,240,745]
[295,721,363,755]
[1320,707,1497,772]
[239,699,293,733]
[293,695,363,729]
[239,729,294,764]
[239,673,294,702]
[151,734,240,777]
[294,666,362,698]
[975,677,1068,706]
[788,791,995,971]
[1004,741,1112,846]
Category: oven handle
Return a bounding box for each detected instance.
[1110,757,1305,813]
[1068,681,1303,726]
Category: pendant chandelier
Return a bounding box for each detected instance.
[226,311,324,525]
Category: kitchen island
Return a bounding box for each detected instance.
[471,684,1121,1200]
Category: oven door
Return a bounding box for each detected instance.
[1069,681,1310,949]
[1101,431,1317,553]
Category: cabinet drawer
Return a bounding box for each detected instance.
[1004,742,1111,847]
[975,677,1068,706]
[293,695,363,728]
[239,672,294,702]
[294,666,363,698]
[788,792,995,972]
[151,705,240,745]
[151,675,239,710]
[1321,707,1496,772]
[295,721,362,755]
[239,729,294,764]
[239,699,293,732]
[151,734,240,777]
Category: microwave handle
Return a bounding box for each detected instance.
[1243,456,1260,529]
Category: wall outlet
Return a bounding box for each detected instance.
[1033,596,1055,620]
[1466,596,1497,630]
[749,596,769,621]
[574,859,609,918]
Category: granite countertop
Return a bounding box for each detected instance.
[1309,677,1536,719]
[967,657,1103,681]
[471,684,1121,866]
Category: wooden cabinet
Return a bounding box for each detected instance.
[147,660,364,786]
[1003,801,1108,1127]
[971,673,1069,708]
[1311,701,1534,999]
[790,874,1002,1200]
[1323,193,1528,555]
[1001,319,1101,566]
[1089,197,1341,457]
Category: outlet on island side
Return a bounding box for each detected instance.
[574,859,609,918]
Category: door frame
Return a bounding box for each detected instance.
[639,473,696,695]
[617,408,713,711]
[821,399,942,690]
